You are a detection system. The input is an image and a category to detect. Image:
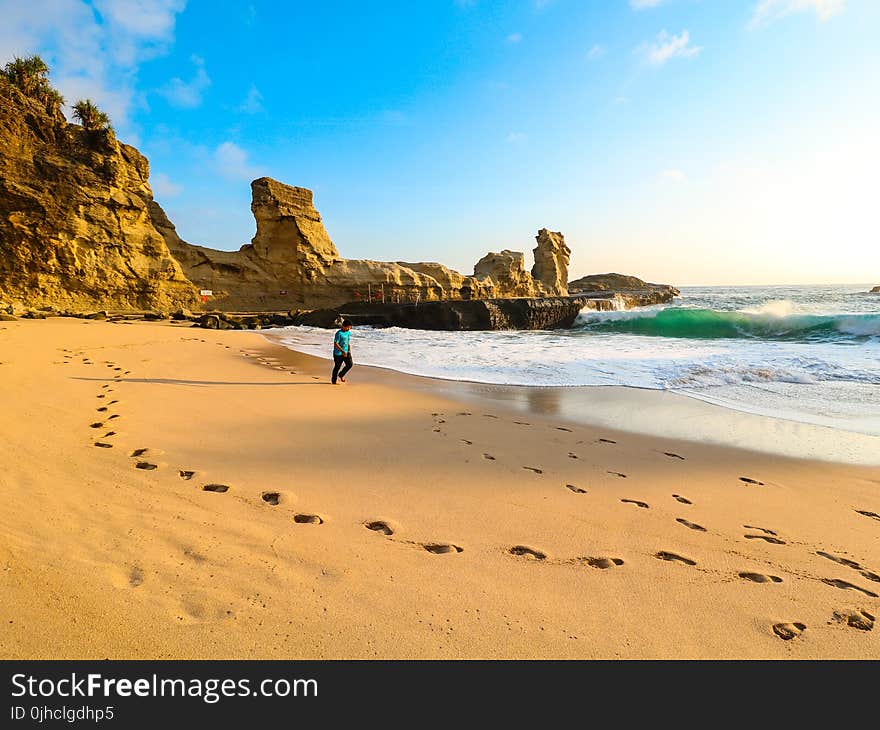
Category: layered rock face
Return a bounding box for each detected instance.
[160,177,567,310]
[0,82,199,311]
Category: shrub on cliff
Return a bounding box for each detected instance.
[72,99,112,132]
[0,54,64,117]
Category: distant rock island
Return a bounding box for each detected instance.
[0,57,678,324]
[871,286,880,294]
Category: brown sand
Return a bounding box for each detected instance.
[0,317,878,659]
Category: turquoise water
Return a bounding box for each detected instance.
[278,285,880,435]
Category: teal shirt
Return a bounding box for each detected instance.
[334,329,350,356]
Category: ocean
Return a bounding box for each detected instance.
[275,284,880,436]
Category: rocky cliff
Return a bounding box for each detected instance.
[157,176,571,310]
[871,285,880,294]
[0,81,199,311]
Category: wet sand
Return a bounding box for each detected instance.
[1,317,878,658]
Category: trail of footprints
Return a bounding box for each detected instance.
[80,374,877,641]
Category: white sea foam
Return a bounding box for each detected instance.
[273,285,880,435]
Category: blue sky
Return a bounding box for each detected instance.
[3,0,879,284]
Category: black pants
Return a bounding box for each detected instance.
[332,353,353,383]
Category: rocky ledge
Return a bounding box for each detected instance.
[870,286,880,294]
[293,287,678,331]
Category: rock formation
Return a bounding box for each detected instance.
[870,285,880,294]
[157,176,571,310]
[0,80,199,311]
[569,272,680,299]
[531,229,570,296]
[473,250,536,298]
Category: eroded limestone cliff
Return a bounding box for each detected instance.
[0,81,199,310]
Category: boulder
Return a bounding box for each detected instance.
[0,313,17,321]
[870,286,880,294]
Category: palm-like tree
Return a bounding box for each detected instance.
[72,99,111,132]
[1,55,50,97]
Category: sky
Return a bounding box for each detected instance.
[1,0,879,285]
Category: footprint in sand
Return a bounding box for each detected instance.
[523,466,543,474]
[482,414,498,419]
[460,439,473,445]
[673,494,692,505]
[598,438,617,444]
[135,462,157,470]
[622,499,648,509]
[815,551,877,582]
[744,524,778,536]
[745,534,786,545]
[483,453,496,461]
[365,520,394,536]
[773,622,806,641]
[514,421,531,426]
[130,448,149,457]
[103,431,116,438]
[655,551,696,566]
[676,518,706,532]
[97,394,105,399]
[821,579,878,598]
[583,557,624,569]
[739,572,783,584]
[855,510,880,522]
[179,470,195,480]
[94,442,113,448]
[456,412,472,416]
[664,452,686,460]
[128,566,145,588]
[423,543,463,554]
[202,484,230,493]
[90,422,104,429]
[108,414,120,420]
[567,452,579,459]
[261,492,281,506]
[556,427,572,432]
[739,476,765,486]
[508,545,547,560]
[608,471,627,478]
[293,513,323,524]
[96,406,108,412]
[566,484,587,494]
[833,609,875,632]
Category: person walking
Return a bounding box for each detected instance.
[331,319,354,384]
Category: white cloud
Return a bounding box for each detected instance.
[214,142,261,181]
[750,0,846,27]
[506,132,527,143]
[0,0,186,134]
[238,84,263,114]
[661,169,686,182]
[588,44,605,59]
[642,30,702,65]
[506,33,523,44]
[630,0,664,8]
[151,172,182,197]
[160,54,210,108]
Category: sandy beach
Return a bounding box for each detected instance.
[1,317,878,659]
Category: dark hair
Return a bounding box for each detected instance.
[341,318,352,327]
